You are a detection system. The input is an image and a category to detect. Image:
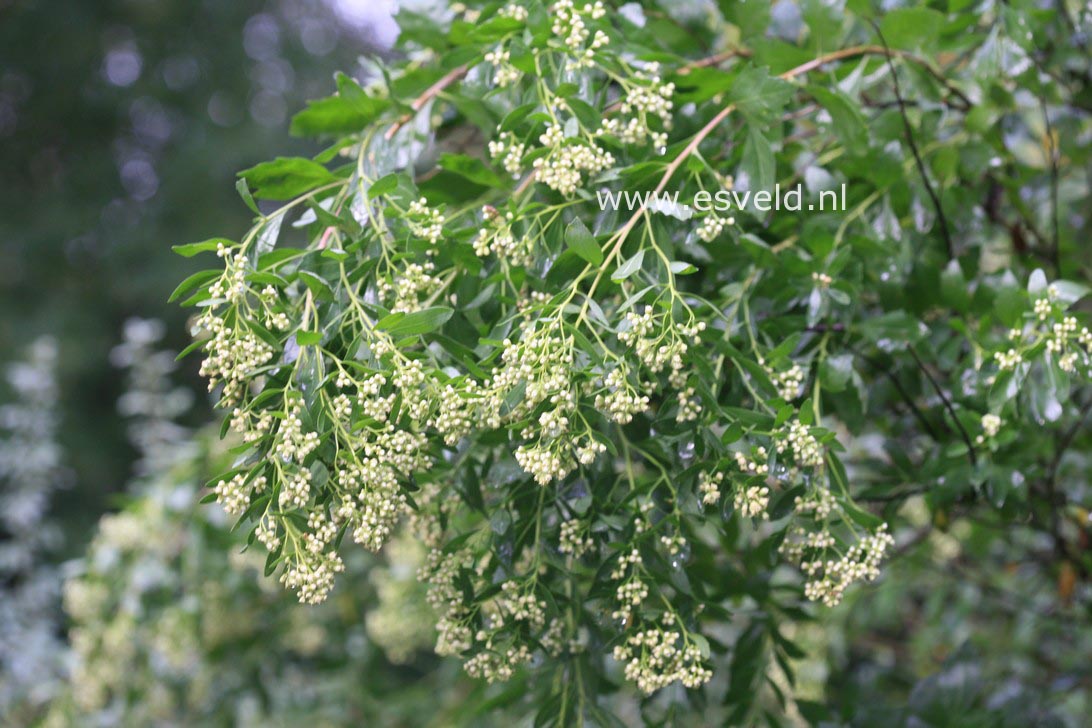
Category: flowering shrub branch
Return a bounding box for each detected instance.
[173,1,1092,718]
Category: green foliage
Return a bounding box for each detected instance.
[173,0,1092,724]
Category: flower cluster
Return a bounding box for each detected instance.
[770,362,806,401]
[783,525,895,607]
[734,485,770,519]
[195,308,274,408]
[551,0,609,70]
[612,628,712,694]
[406,197,445,244]
[777,420,824,468]
[473,205,531,264]
[599,63,675,149]
[696,214,732,242]
[487,133,526,178]
[532,123,615,196]
[698,471,723,505]
[559,518,594,557]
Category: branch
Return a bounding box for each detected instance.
[907,345,977,467]
[872,23,955,259]
[384,64,469,140]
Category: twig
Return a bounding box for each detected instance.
[1039,94,1062,271]
[907,345,976,467]
[384,64,468,140]
[872,22,955,260]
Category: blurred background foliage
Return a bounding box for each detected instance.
[0,0,400,542]
[1,0,1091,725]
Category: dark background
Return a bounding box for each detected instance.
[0,0,394,548]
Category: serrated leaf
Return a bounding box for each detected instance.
[808,85,868,155]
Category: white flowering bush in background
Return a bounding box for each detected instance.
[164,0,1091,723]
[45,322,479,726]
[0,339,69,722]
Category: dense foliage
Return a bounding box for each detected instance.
[175,0,1092,722]
[2,0,1091,725]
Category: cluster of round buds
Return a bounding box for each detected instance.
[380,261,439,314]
[559,518,594,557]
[994,348,1023,370]
[515,442,573,485]
[278,466,312,509]
[406,197,444,244]
[799,525,895,606]
[612,628,712,694]
[230,407,274,444]
[487,133,526,178]
[978,413,1003,444]
[593,367,650,424]
[532,130,615,196]
[552,1,609,69]
[499,3,528,21]
[196,312,275,407]
[698,471,723,505]
[659,532,686,556]
[793,488,836,520]
[496,581,547,628]
[1034,296,1053,321]
[618,307,691,380]
[209,244,248,302]
[267,310,291,331]
[734,485,771,519]
[609,547,642,580]
[575,438,606,465]
[733,446,769,476]
[696,214,733,242]
[778,420,824,468]
[1046,316,1082,370]
[464,644,532,683]
[812,271,833,288]
[770,363,806,400]
[474,206,531,263]
[280,550,346,604]
[212,472,265,516]
[676,386,702,422]
[273,405,320,463]
[614,578,649,612]
[483,46,521,87]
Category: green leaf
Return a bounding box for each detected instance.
[878,7,944,50]
[239,157,338,200]
[376,306,454,337]
[611,249,645,282]
[168,269,220,304]
[290,94,390,137]
[438,153,504,188]
[295,330,322,346]
[564,218,603,266]
[297,270,334,301]
[728,65,795,125]
[172,238,232,258]
[808,85,868,155]
[819,354,854,393]
[236,178,260,215]
[940,259,971,312]
[742,127,776,194]
[335,72,381,115]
